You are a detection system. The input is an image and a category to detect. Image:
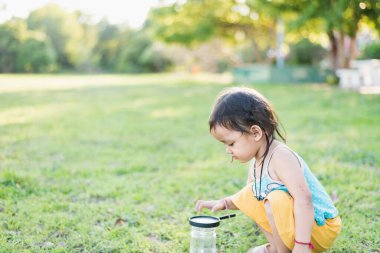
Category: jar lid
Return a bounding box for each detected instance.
[189,215,220,228]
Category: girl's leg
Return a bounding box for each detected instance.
[230,184,295,252]
[257,224,277,253]
[264,201,291,253]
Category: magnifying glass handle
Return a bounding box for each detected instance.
[219,213,236,220]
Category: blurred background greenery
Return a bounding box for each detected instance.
[0,0,379,74]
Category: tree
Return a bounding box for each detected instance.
[149,0,380,70]
[15,32,56,72]
[26,4,96,70]
[147,0,277,62]
[254,0,380,69]
[93,20,121,71]
[0,19,24,72]
[93,20,171,73]
[287,38,327,66]
[0,18,56,73]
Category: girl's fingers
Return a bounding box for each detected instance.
[195,201,200,212]
[195,200,205,212]
[195,200,214,212]
[211,200,223,212]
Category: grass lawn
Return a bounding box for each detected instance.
[0,74,379,252]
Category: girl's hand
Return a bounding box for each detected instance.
[195,199,225,212]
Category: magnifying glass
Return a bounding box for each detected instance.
[189,213,236,228]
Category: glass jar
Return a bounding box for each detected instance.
[189,214,235,253]
[190,226,217,253]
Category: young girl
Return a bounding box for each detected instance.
[195,87,341,253]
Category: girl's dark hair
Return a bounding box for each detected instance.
[209,87,285,142]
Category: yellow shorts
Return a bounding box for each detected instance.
[231,183,341,252]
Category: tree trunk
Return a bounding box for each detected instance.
[348,35,356,69]
[328,30,338,71]
[338,30,347,68]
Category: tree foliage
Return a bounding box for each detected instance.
[149,0,380,69]
[93,21,171,73]
[0,4,171,73]
[0,18,56,72]
[1,1,379,73]
[287,38,327,66]
[254,0,380,68]
[26,4,96,70]
[360,42,380,59]
[0,19,24,72]
[147,0,277,51]
[15,32,57,72]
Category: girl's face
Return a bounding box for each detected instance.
[211,125,260,163]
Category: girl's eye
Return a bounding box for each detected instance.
[228,142,234,147]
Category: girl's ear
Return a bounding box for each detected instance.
[249,125,263,141]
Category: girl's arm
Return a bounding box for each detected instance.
[271,148,314,252]
[195,196,238,212]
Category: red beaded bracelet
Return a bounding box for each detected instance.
[294,239,315,250]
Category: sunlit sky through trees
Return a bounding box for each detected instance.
[0,0,176,28]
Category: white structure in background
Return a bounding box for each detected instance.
[336,59,380,94]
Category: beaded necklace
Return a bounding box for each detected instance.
[253,137,273,201]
